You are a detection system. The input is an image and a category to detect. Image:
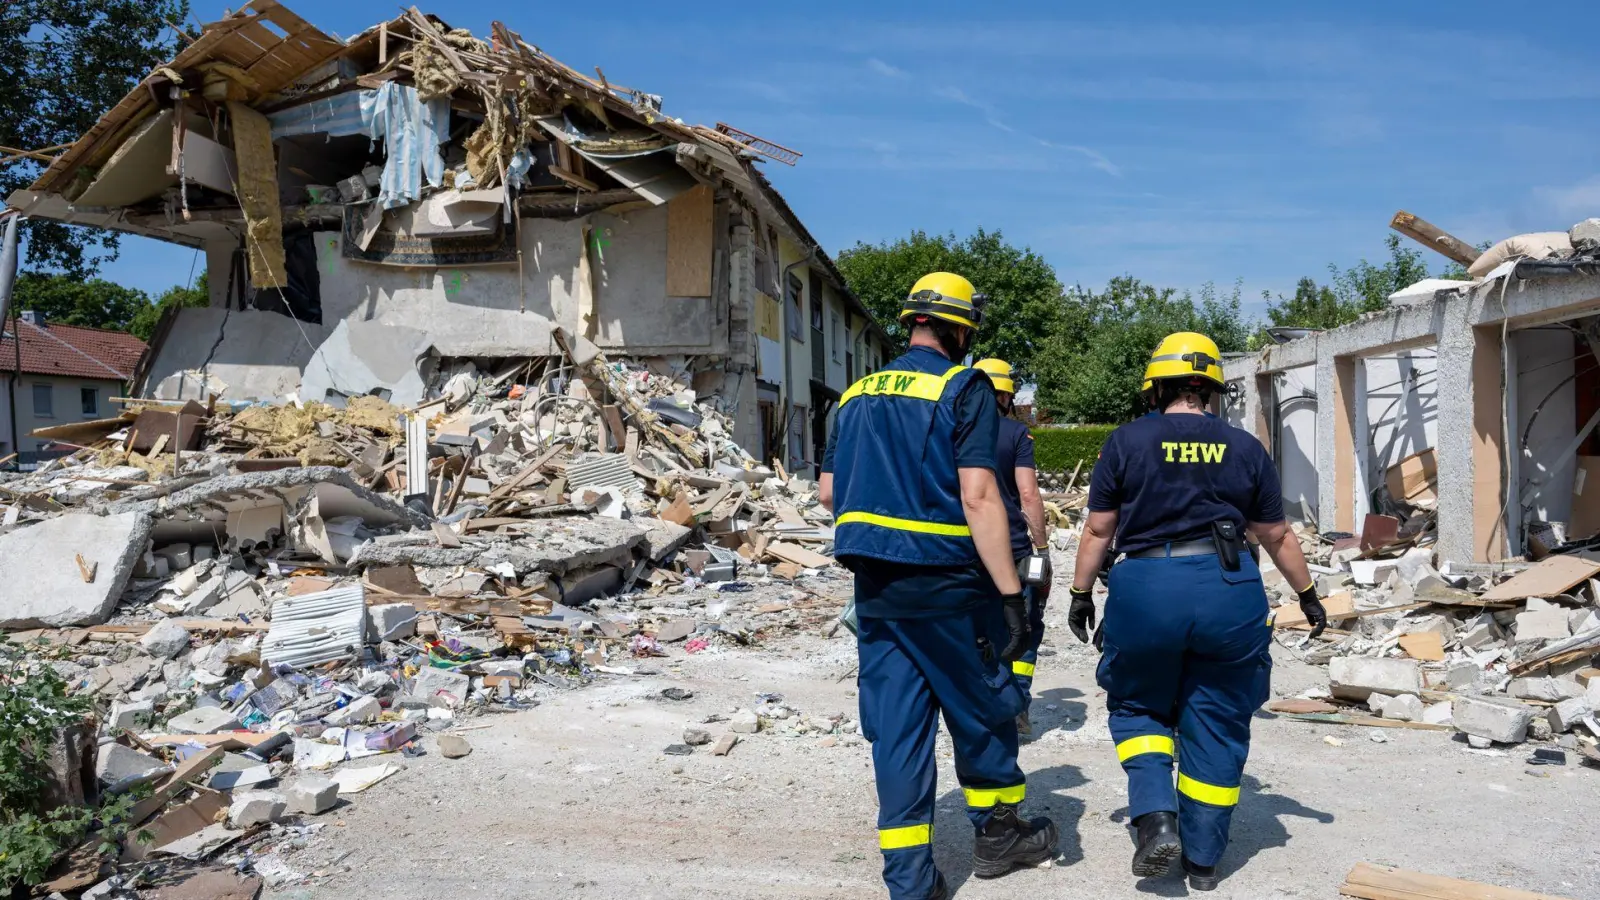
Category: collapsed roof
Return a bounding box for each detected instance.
[8,0,879,334]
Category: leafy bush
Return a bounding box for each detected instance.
[1032,425,1115,473]
[0,639,141,893]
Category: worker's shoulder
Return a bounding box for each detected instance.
[997,416,1031,439]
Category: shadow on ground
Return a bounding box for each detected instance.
[929,763,1088,895]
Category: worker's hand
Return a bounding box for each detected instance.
[1031,550,1053,603]
[1068,587,1095,644]
[1296,583,1327,640]
[1000,592,1031,662]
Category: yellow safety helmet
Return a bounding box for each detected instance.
[973,358,1015,395]
[1142,332,1224,391]
[899,272,983,330]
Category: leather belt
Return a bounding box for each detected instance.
[1126,539,1217,559]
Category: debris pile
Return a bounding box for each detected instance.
[1263,514,1600,765]
[0,328,849,891]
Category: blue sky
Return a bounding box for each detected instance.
[80,0,1600,318]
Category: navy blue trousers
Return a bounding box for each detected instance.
[1095,551,1272,868]
[858,603,1028,900]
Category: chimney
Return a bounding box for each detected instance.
[19,310,40,326]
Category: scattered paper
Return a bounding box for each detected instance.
[331,763,402,794]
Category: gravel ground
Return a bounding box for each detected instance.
[259,576,1600,900]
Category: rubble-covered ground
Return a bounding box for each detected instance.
[254,545,1600,900]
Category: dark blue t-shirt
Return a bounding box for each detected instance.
[823,347,1000,618]
[1088,412,1283,555]
[995,417,1036,557]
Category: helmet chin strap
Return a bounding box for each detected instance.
[937,326,969,361]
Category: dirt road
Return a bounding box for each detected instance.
[263,600,1600,900]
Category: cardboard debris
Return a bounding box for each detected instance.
[1339,862,1574,900]
[1479,555,1600,602]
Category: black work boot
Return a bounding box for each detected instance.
[972,803,1058,878]
[1130,811,1182,877]
[1183,857,1220,891]
[927,872,950,900]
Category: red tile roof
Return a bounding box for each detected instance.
[0,319,146,382]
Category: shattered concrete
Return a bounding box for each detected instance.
[350,517,648,576]
[0,512,153,628]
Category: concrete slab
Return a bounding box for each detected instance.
[351,516,647,576]
[0,512,152,629]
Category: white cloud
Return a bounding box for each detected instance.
[1532,176,1600,222]
[866,57,906,78]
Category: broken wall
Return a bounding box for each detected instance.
[1276,364,1319,523]
[1362,349,1438,519]
[148,200,734,408]
[1515,327,1578,531]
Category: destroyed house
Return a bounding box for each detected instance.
[8,1,892,473]
[1223,228,1600,566]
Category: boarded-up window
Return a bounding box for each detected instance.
[665,184,713,297]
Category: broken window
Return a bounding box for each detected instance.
[787,273,804,342]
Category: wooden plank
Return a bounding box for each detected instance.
[1398,631,1445,661]
[1480,555,1600,602]
[666,184,714,296]
[1389,211,1482,267]
[767,541,832,568]
[1341,862,1575,900]
[548,164,599,192]
[1282,713,1452,731]
[86,619,269,637]
[1266,698,1340,714]
[488,447,563,500]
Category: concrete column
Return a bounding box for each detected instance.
[1254,373,1274,454]
[1434,310,1505,564]
[1331,356,1359,533]
[1315,347,1338,534]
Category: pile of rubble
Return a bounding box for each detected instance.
[1262,515,1600,765]
[0,328,848,890]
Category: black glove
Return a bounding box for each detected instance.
[1092,620,1104,652]
[1000,591,1031,662]
[1068,586,1096,644]
[1296,583,1327,640]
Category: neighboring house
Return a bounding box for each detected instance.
[7,2,893,474]
[0,312,145,466]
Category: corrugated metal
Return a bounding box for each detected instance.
[262,584,367,669]
[565,453,642,495]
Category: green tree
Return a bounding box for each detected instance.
[12,272,149,330]
[130,272,208,340]
[1034,277,1248,424]
[835,229,1065,380]
[1263,277,1348,331]
[0,1,189,277]
[1261,235,1443,339]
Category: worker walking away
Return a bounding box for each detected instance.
[820,274,1057,900]
[1065,332,1324,891]
[973,358,1052,735]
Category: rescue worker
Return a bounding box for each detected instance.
[819,273,1058,900]
[1066,332,1325,891]
[972,358,1052,735]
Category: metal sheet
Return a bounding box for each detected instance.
[262,584,366,669]
[535,118,697,206]
[565,452,642,495]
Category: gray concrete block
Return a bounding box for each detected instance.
[1329,657,1422,701]
[1571,217,1600,253]
[1445,663,1481,690]
[1547,697,1590,733]
[139,619,192,659]
[1452,694,1535,744]
[1422,701,1453,726]
[730,709,760,733]
[154,543,193,570]
[1515,609,1571,642]
[324,695,382,726]
[228,790,287,827]
[0,512,152,628]
[409,666,471,708]
[367,603,417,643]
[95,743,170,792]
[1589,678,1600,710]
[166,706,242,735]
[1379,693,1424,722]
[284,777,339,815]
[1508,676,1585,703]
[108,699,155,733]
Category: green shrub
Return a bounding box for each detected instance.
[1031,425,1116,473]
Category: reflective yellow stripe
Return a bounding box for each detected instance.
[1011,660,1036,677]
[836,511,972,537]
[963,784,1025,807]
[840,365,967,406]
[1177,773,1240,807]
[1115,734,1175,763]
[878,823,931,850]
